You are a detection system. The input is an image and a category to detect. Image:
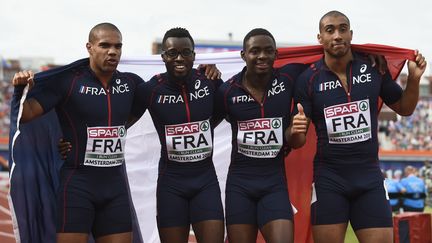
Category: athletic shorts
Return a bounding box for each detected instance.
[311,165,393,231]
[57,166,132,238]
[225,162,293,228]
[156,160,224,228]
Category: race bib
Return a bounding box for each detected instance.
[84,126,126,167]
[324,99,372,144]
[165,119,213,162]
[237,117,283,158]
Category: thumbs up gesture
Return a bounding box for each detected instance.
[290,103,308,135]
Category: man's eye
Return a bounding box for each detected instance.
[265,49,274,54]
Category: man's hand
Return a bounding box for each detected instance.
[198,64,222,80]
[407,50,427,83]
[290,103,307,135]
[368,54,388,75]
[12,70,35,89]
[58,138,71,160]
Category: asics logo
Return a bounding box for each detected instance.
[360,64,367,73]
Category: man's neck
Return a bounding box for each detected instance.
[168,71,192,86]
[243,70,272,91]
[324,50,353,74]
[90,64,113,88]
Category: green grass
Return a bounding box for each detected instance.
[345,223,358,243]
[344,206,432,243]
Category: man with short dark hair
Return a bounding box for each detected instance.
[12,22,145,243]
[216,28,308,243]
[293,10,426,243]
[143,27,224,243]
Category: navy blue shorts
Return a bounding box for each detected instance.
[57,166,132,238]
[156,160,224,227]
[225,161,293,228]
[311,165,393,230]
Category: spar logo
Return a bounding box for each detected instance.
[200,121,210,131]
[325,103,358,118]
[272,119,281,128]
[166,122,200,135]
[88,127,126,138]
[359,101,368,111]
[239,119,272,131]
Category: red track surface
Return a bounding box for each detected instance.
[0,187,15,243]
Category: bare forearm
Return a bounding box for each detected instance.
[399,76,420,115]
[390,50,427,116]
[390,75,420,116]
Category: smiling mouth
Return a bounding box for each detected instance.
[174,65,186,71]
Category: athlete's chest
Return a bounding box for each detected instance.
[62,76,135,123]
[312,67,382,108]
[227,79,293,121]
[150,81,216,124]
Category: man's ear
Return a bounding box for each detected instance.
[317,34,322,44]
[161,53,167,63]
[86,42,92,54]
[240,50,245,61]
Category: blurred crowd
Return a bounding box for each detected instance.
[379,97,432,151]
[0,80,12,137]
[384,162,430,212]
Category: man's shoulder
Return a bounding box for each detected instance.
[117,71,144,83]
[219,71,242,91]
[278,63,309,78]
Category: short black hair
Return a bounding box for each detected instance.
[88,23,121,43]
[162,27,195,49]
[243,28,276,50]
[319,10,350,32]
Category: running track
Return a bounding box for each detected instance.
[0,181,15,243]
